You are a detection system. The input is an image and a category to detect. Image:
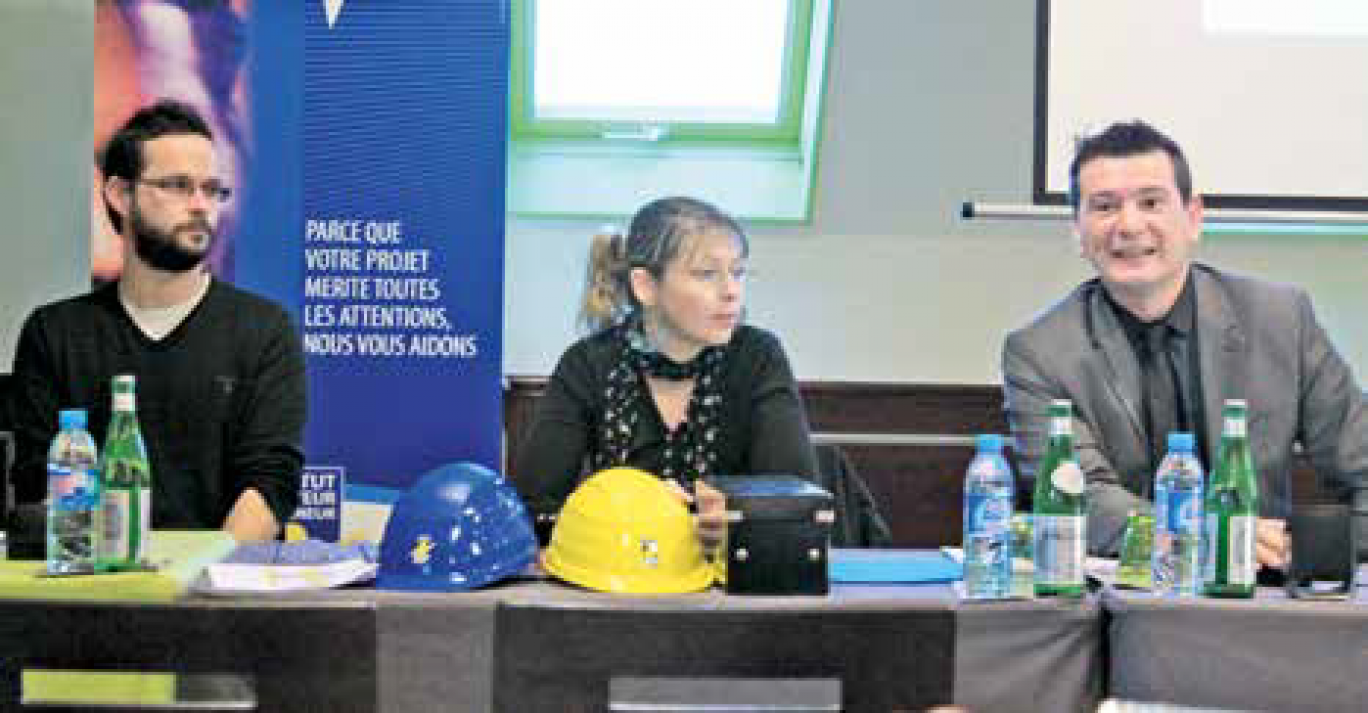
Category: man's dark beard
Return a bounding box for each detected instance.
[130,209,214,273]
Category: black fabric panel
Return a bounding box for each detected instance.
[494,602,954,712]
[0,600,377,712]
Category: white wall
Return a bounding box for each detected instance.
[504,0,1368,384]
[3,1,1364,388]
[0,0,94,366]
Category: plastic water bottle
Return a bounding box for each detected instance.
[47,409,100,574]
[1152,432,1203,596]
[963,434,1015,598]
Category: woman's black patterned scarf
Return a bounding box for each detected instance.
[592,322,726,484]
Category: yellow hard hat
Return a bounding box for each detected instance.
[543,467,716,594]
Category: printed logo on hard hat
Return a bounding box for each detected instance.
[411,535,436,565]
[641,538,660,568]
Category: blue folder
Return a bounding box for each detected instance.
[829,549,963,584]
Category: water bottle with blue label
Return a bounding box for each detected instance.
[47,409,100,575]
[963,434,1015,598]
[1152,432,1203,596]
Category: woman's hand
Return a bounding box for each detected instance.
[664,479,728,553]
[695,480,728,555]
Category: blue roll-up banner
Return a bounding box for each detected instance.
[94,0,506,543]
[238,0,509,542]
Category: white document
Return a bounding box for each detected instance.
[202,559,377,594]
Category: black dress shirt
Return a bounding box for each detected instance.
[1106,275,1209,478]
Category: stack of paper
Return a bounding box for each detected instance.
[198,539,378,594]
[202,559,377,594]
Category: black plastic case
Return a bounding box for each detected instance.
[710,476,834,595]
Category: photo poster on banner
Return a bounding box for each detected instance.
[93,0,250,283]
[94,0,509,544]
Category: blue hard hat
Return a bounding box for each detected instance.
[377,462,538,591]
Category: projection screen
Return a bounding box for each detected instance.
[1036,0,1368,210]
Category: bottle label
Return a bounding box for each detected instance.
[48,465,98,509]
[137,488,152,560]
[1225,514,1255,585]
[1159,488,1202,536]
[100,488,151,563]
[48,464,77,499]
[1049,415,1070,437]
[1033,515,1085,586]
[114,392,135,412]
[1050,462,1085,496]
[965,493,1012,535]
[102,490,130,560]
[1223,416,1246,437]
[1204,513,1255,585]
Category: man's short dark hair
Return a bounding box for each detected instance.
[1068,120,1192,212]
[98,99,214,233]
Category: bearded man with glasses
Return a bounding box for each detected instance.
[9,99,305,543]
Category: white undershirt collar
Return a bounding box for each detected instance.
[119,274,212,341]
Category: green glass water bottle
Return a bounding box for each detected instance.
[1203,399,1258,598]
[1033,399,1087,597]
[97,374,152,572]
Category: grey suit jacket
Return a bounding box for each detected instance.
[1003,263,1368,556]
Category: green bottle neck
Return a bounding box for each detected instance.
[1044,434,1075,458]
[1034,434,1080,504]
[111,391,137,413]
[1212,435,1256,489]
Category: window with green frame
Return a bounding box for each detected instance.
[507,0,833,221]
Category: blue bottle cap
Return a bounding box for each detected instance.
[975,434,1004,453]
[58,409,87,430]
[1166,432,1195,452]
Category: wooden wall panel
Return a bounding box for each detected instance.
[504,378,1334,549]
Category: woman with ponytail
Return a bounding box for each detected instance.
[515,196,819,544]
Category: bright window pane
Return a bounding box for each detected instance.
[533,0,791,124]
[1204,0,1368,36]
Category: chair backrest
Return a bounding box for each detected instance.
[813,442,892,548]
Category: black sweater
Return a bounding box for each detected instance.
[10,280,306,529]
[514,325,818,527]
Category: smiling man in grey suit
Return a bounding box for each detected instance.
[1003,120,1367,568]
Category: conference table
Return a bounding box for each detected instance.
[0,548,1101,712]
[363,577,1101,712]
[0,552,1362,712]
[1105,574,1368,713]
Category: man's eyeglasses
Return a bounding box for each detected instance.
[136,175,232,203]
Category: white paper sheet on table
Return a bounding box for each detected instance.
[201,559,377,594]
